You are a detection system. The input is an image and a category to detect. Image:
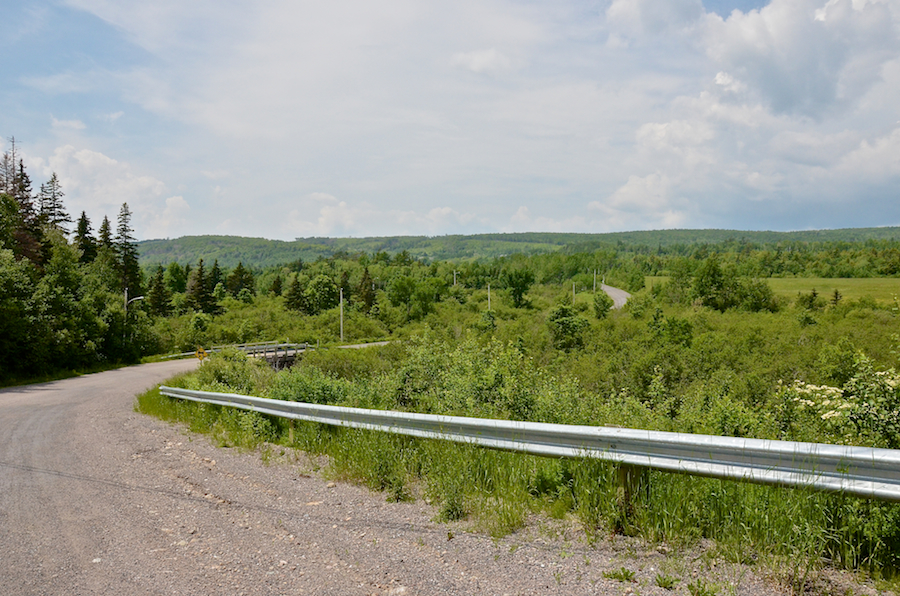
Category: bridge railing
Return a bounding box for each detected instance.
[159,385,900,502]
[162,341,308,359]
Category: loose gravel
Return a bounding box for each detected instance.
[0,361,886,595]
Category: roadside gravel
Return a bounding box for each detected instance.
[0,362,883,595]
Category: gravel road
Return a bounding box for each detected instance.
[0,362,871,595]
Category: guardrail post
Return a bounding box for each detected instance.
[617,464,648,522]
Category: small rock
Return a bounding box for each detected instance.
[326,482,336,488]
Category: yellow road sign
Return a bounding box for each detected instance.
[195,348,208,361]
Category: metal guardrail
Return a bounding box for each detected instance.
[162,342,308,359]
[159,386,900,502]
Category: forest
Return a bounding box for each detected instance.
[5,137,900,587]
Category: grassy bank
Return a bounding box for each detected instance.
[138,334,900,590]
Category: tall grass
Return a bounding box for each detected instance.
[138,332,900,588]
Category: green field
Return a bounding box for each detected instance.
[647,276,900,304]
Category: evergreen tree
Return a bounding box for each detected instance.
[208,259,223,294]
[357,267,375,313]
[184,259,219,314]
[0,138,16,196]
[6,153,42,263]
[115,203,142,296]
[283,275,307,312]
[226,262,255,296]
[98,216,113,248]
[14,160,37,225]
[146,265,171,317]
[269,274,283,296]
[74,211,97,263]
[37,173,70,232]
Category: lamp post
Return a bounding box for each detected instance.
[124,288,144,342]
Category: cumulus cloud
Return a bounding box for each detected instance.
[703,0,900,117]
[8,0,900,238]
[837,126,900,178]
[585,174,687,230]
[143,195,191,239]
[25,145,194,238]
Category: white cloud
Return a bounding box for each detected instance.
[703,0,900,116]
[51,116,86,130]
[504,206,588,233]
[25,145,194,237]
[7,0,900,238]
[606,0,704,37]
[451,48,512,73]
[837,126,900,177]
[588,173,688,230]
[143,195,191,239]
[283,193,484,237]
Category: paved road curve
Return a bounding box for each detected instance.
[0,361,785,595]
[600,284,631,309]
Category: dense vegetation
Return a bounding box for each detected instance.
[139,227,900,269]
[0,139,150,382]
[6,135,900,586]
[144,285,900,586]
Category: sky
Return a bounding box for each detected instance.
[2,0,899,241]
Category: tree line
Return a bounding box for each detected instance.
[0,138,146,380]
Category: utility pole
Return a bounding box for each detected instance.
[453,271,458,286]
[593,270,597,293]
[339,288,344,342]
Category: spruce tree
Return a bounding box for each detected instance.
[357,267,375,313]
[98,216,113,248]
[226,262,255,296]
[8,156,42,262]
[208,260,223,295]
[283,275,307,312]
[269,274,283,296]
[146,265,171,316]
[74,211,97,263]
[184,259,219,314]
[115,203,142,296]
[38,173,71,232]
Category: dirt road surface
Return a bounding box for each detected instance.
[0,362,834,595]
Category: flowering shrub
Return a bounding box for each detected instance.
[776,353,900,448]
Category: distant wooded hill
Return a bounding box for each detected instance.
[138,227,900,269]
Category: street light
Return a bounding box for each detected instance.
[124,288,144,342]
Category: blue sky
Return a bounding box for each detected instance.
[2,0,899,240]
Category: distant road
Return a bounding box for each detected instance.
[601,283,631,309]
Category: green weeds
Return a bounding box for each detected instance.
[138,322,900,587]
[602,567,636,582]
